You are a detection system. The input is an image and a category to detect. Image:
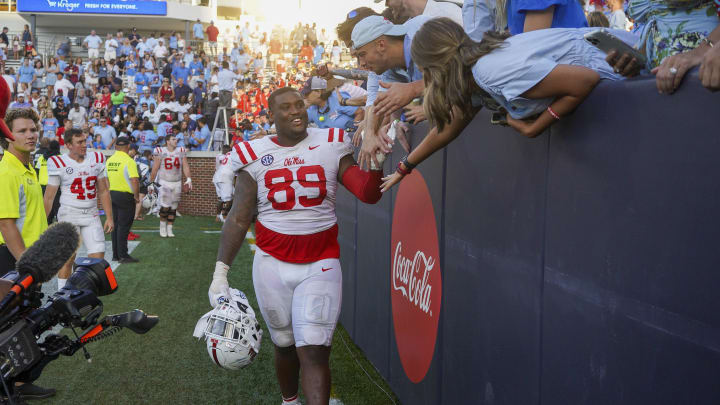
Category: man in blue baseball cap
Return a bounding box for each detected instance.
[350,14,430,169]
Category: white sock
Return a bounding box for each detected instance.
[160,220,167,229]
[57,278,67,289]
[282,394,299,404]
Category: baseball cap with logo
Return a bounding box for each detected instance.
[351,15,409,50]
[310,77,327,90]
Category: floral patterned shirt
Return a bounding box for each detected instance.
[627,0,719,68]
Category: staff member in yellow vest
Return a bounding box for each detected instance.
[106,136,140,263]
[0,108,48,275]
[0,104,58,400]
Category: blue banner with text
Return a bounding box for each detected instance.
[17,0,167,15]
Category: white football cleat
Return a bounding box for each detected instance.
[159,221,167,238]
[166,224,175,238]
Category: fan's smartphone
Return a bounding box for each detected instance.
[584,29,647,67]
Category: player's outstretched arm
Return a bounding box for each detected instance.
[338,154,383,205]
[211,170,257,306]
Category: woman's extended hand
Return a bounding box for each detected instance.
[699,43,720,91]
[506,114,540,138]
[651,48,705,94]
[380,171,404,193]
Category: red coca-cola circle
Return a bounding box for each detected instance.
[390,170,442,383]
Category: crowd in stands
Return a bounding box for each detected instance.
[0,19,352,154]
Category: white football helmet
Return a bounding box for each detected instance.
[193,288,262,370]
[141,192,156,210]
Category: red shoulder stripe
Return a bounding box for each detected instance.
[338,129,344,143]
[233,143,248,165]
[101,153,105,163]
[48,156,58,168]
[94,152,99,164]
[328,128,334,142]
[56,156,67,167]
[243,141,258,160]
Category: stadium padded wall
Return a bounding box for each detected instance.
[336,72,720,405]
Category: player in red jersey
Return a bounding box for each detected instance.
[210,87,385,405]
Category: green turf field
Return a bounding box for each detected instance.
[35,215,398,405]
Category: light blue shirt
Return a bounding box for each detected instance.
[119,44,133,56]
[191,125,211,151]
[84,35,102,49]
[189,60,204,76]
[217,69,239,92]
[172,66,191,83]
[307,91,358,130]
[146,37,158,50]
[471,28,630,119]
[193,23,204,39]
[136,42,148,57]
[138,129,157,152]
[94,125,117,148]
[139,95,157,107]
[463,0,498,41]
[183,53,194,67]
[18,65,34,83]
[401,15,431,83]
[156,122,173,139]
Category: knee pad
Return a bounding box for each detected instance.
[159,207,169,220]
[263,305,294,347]
[167,209,176,223]
[271,330,295,348]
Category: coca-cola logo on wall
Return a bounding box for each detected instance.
[391,171,442,383]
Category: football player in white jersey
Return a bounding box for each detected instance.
[149,133,192,237]
[212,144,234,223]
[210,88,386,405]
[43,128,114,289]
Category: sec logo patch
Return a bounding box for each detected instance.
[261,154,274,166]
[66,167,74,174]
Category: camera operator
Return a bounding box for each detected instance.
[0,105,57,400]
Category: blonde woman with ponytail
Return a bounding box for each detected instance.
[380,18,634,192]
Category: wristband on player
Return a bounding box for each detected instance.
[214,261,229,278]
[184,178,192,185]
